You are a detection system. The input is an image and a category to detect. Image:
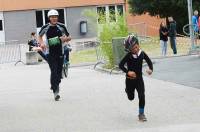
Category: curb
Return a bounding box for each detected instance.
[70,62,96,68]
[94,64,123,75]
[151,54,192,60]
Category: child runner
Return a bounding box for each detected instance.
[119,35,153,122]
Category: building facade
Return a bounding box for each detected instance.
[0,0,161,43]
[0,0,125,43]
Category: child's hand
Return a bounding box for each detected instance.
[146,69,153,75]
[128,71,137,78]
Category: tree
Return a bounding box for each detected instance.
[128,0,200,34]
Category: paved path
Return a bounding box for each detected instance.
[151,55,200,89]
[0,64,199,132]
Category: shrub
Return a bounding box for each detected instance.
[83,10,129,68]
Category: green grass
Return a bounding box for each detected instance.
[140,37,191,58]
[70,48,97,65]
[69,37,191,65]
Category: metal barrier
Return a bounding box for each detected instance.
[112,37,126,65]
[94,41,108,69]
[73,41,97,51]
[0,40,25,65]
[94,38,126,74]
[128,22,147,37]
[183,24,200,54]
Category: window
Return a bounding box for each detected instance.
[0,20,3,31]
[97,5,124,24]
[57,9,65,24]
[117,5,124,16]
[109,6,116,22]
[97,7,106,24]
[36,11,43,28]
[35,9,65,27]
[44,10,50,24]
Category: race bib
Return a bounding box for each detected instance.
[48,36,60,46]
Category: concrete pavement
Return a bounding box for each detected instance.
[151,55,200,89]
[0,64,200,132]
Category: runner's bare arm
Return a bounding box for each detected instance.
[38,36,46,50]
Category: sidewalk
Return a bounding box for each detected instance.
[0,64,199,132]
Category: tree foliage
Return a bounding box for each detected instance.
[128,0,200,34]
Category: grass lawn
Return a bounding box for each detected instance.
[69,37,191,65]
[70,48,97,65]
[140,37,191,58]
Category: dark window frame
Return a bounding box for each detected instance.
[117,5,124,16]
[36,10,43,28]
[0,20,3,31]
[109,5,116,22]
[97,6,106,24]
[97,5,124,24]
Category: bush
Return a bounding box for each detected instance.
[99,15,128,68]
[83,10,129,68]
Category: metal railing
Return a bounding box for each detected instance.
[94,41,108,69]
[183,24,200,54]
[0,40,25,65]
[128,22,147,37]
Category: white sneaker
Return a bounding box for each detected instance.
[54,90,60,101]
[138,114,147,122]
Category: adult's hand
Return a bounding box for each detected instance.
[60,35,71,43]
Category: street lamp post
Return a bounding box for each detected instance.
[187,0,195,50]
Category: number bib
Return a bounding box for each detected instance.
[48,37,61,46]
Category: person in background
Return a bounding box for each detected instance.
[159,21,168,56]
[198,12,200,32]
[28,32,47,61]
[63,43,72,65]
[168,17,177,55]
[192,10,199,45]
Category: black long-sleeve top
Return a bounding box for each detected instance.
[159,27,168,41]
[119,51,153,79]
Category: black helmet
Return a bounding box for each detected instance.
[124,35,139,52]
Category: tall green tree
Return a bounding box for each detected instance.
[128,0,200,34]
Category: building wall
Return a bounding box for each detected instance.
[66,6,97,39]
[0,0,125,11]
[126,13,163,37]
[3,7,98,43]
[4,10,36,43]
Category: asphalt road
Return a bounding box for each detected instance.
[151,55,200,89]
[0,64,199,132]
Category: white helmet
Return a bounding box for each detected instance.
[48,9,59,17]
